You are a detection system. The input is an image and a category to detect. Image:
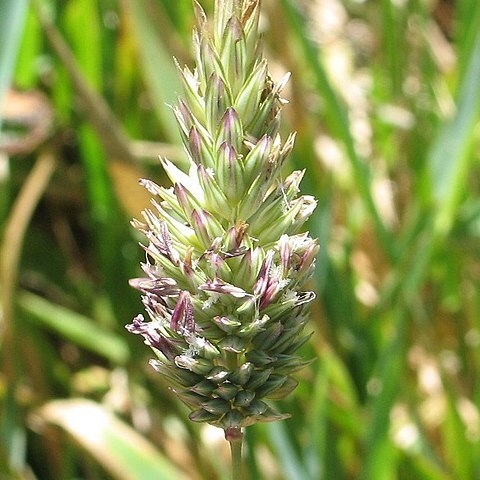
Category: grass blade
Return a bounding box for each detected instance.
[428,27,480,237]
[35,399,188,480]
[441,379,474,480]
[0,0,29,225]
[0,151,57,351]
[304,360,329,479]
[0,0,28,128]
[267,421,310,480]
[360,310,407,480]
[123,0,182,144]
[32,0,137,166]
[18,290,129,365]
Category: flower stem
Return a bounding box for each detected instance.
[229,438,243,480]
[225,427,243,480]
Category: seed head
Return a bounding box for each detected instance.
[126,0,318,429]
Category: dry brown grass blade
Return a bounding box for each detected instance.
[31,399,189,480]
[0,149,57,364]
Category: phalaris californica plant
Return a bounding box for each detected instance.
[126,0,318,475]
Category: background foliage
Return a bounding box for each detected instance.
[1,0,480,478]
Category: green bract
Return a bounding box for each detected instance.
[127,0,318,430]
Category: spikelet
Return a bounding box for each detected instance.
[126,0,318,432]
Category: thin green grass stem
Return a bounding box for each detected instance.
[225,426,244,480]
[229,437,243,480]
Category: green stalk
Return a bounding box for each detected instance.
[227,428,243,480]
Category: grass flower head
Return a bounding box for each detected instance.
[127,0,318,436]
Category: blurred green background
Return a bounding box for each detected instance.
[1,0,480,478]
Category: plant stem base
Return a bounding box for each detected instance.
[225,427,243,480]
